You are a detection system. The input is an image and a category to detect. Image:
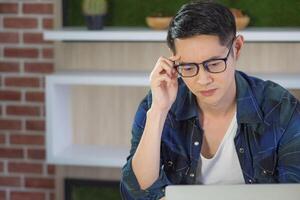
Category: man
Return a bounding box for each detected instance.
[120,1,300,199]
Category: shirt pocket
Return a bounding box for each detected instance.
[162,151,190,184]
[253,148,277,183]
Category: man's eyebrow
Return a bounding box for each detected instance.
[206,55,224,60]
[178,54,224,64]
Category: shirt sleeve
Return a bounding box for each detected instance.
[120,93,171,200]
[277,102,300,182]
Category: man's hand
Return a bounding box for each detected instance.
[150,55,180,113]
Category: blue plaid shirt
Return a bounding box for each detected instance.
[120,71,300,200]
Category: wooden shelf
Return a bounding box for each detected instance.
[47,71,300,88]
[46,71,300,167]
[44,27,300,42]
[48,145,129,167]
[251,73,300,89]
[46,71,149,86]
[46,71,149,167]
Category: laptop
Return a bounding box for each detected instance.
[165,184,300,200]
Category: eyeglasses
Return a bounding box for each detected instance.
[173,38,235,78]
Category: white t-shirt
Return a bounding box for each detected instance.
[196,113,245,184]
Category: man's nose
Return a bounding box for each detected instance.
[196,65,213,85]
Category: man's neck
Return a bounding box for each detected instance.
[197,82,237,118]
[199,101,236,120]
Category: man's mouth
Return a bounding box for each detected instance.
[199,89,217,97]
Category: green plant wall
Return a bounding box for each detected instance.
[64,0,300,27]
[219,0,300,27]
[72,186,121,200]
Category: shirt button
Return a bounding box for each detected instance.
[262,170,267,175]
[239,148,244,154]
[194,141,199,146]
[190,173,195,177]
[167,161,173,167]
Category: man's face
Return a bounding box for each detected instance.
[174,35,237,108]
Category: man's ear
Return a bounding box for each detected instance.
[234,35,244,60]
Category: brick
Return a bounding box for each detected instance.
[0,119,22,130]
[11,191,45,200]
[0,134,5,144]
[50,193,54,200]
[4,17,37,29]
[0,32,19,43]
[47,165,55,175]
[26,120,45,131]
[42,18,53,29]
[24,62,54,74]
[10,134,44,145]
[25,177,54,189]
[42,48,53,58]
[4,48,38,58]
[23,3,53,14]
[0,190,5,200]
[0,62,19,73]
[0,90,21,101]
[5,77,40,88]
[0,3,18,14]
[8,162,43,174]
[25,91,44,102]
[0,176,21,187]
[0,148,23,158]
[27,148,45,160]
[8,77,40,88]
[0,162,3,172]
[7,105,40,116]
[23,33,50,44]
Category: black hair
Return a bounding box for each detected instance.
[167,0,236,54]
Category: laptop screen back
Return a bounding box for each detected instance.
[166,184,300,200]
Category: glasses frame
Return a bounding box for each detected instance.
[173,37,236,78]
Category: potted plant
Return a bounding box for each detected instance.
[82,0,108,30]
[230,8,250,30]
[227,0,250,30]
[146,0,173,30]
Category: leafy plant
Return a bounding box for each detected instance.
[150,0,176,17]
[82,0,108,15]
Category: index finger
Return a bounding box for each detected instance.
[168,55,181,62]
[166,55,181,68]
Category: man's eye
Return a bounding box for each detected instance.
[183,65,194,71]
[207,60,222,67]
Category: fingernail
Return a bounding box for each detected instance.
[169,55,180,61]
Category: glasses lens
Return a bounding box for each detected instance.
[177,64,198,77]
[205,60,226,73]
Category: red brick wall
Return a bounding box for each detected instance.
[0,1,55,200]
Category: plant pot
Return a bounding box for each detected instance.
[85,15,105,30]
[230,8,250,30]
[235,16,250,30]
[146,16,173,30]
